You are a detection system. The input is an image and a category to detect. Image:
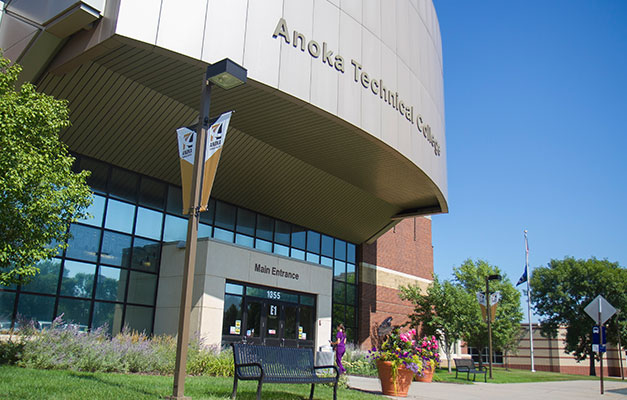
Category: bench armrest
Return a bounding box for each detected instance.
[313,364,339,378]
[235,362,264,380]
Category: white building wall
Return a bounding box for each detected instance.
[113,0,447,202]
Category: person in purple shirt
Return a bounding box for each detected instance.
[330,323,347,374]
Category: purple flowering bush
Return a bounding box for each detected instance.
[6,316,234,375]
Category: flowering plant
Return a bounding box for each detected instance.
[416,335,440,370]
[367,328,423,378]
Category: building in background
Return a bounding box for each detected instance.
[0,0,446,351]
[502,324,626,377]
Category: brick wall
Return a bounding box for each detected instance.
[357,217,434,349]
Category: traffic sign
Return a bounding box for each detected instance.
[592,326,607,353]
[584,295,616,325]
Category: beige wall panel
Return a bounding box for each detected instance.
[156,0,206,60]
[201,0,247,65]
[310,0,340,116]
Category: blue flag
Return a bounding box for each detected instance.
[516,267,527,286]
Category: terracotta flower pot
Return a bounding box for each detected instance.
[376,359,414,397]
[414,365,434,382]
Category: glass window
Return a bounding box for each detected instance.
[333,281,346,303]
[245,302,261,338]
[334,239,346,261]
[225,282,243,295]
[321,235,334,257]
[100,231,132,267]
[124,305,153,335]
[254,239,272,253]
[104,199,136,234]
[21,258,61,295]
[235,234,254,248]
[284,304,298,339]
[135,207,163,240]
[306,231,320,254]
[334,260,346,280]
[306,252,320,264]
[130,238,160,273]
[65,224,101,262]
[274,221,290,245]
[236,208,255,236]
[346,305,355,328]
[60,260,96,299]
[139,177,166,209]
[81,158,108,194]
[346,283,356,305]
[109,167,138,202]
[126,271,157,306]
[347,243,356,264]
[56,298,90,331]
[199,198,215,225]
[166,185,184,216]
[346,263,356,284]
[291,226,306,250]
[332,304,345,325]
[214,201,236,231]
[16,294,55,328]
[290,248,305,260]
[95,266,128,302]
[300,295,315,307]
[77,195,106,227]
[222,294,243,336]
[92,301,123,336]
[254,214,272,241]
[163,215,187,242]
[321,256,333,267]
[0,292,15,330]
[300,306,314,342]
[198,223,212,239]
[273,244,289,257]
[214,228,234,243]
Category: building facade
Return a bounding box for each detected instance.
[0,0,446,351]
[503,324,627,377]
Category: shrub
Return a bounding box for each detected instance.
[5,316,236,376]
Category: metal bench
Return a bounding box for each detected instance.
[231,343,339,400]
[454,358,487,382]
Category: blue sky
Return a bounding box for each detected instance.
[432,0,627,321]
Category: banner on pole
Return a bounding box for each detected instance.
[176,111,232,214]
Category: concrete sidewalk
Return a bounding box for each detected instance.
[347,375,627,400]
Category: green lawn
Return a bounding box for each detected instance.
[434,366,619,384]
[0,365,379,400]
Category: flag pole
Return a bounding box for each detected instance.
[525,230,535,372]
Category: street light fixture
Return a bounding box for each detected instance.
[169,58,247,400]
[486,274,501,380]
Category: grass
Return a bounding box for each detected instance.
[0,365,380,400]
[433,366,622,384]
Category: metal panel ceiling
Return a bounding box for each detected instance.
[37,37,446,243]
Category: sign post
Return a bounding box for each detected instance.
[584,295,617,395]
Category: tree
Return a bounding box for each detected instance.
[0,54,92,286]
[400,275,476,372]
[453,259,523,367]
[530,257,627,375]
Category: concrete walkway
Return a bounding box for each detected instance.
[347,375,627,400]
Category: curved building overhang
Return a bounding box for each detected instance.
[23,0,447,244]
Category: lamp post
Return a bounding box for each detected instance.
[486,273,501,380]
[169,58,247,400]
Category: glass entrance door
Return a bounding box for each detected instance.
[223,282,316,348]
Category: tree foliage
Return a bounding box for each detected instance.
[530,257,627,373]
[399,275,475,372]
[452,259,523,364]
[0,54,92,286]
